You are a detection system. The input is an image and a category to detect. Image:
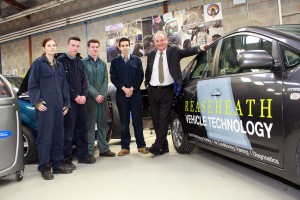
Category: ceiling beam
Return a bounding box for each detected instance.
[4,0,27,11]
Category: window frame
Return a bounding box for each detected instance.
[187,43,218,81]
[216,32,274,77]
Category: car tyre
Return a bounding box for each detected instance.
[171,112,195,154]
[22,125,38,164]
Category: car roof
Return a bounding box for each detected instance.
[223,25,300,50]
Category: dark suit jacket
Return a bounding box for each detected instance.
[145,45,199,87]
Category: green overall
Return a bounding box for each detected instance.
[83,56,109,154]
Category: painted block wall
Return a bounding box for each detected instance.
[1,0,299,78]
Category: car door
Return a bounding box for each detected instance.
[201,33,283,168]
[177,43,218,142]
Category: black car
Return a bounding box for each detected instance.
[171,25,300,185]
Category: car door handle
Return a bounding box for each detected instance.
[211,89,222,97]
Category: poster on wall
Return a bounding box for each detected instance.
[174,6,206,48]
[106,21,144,62]
[105,23,123,62]
[204,2,222,22]
[123,20,144,57]
[142,17,155,55]
[105,3,224,62]
[20,67,26,77]
[3,70,10,76]
[175,4,223,48]
[12,68,18,76]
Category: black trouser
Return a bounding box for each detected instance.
[116,90,146,150]
[147,86,173,150]
[64,101,89,161]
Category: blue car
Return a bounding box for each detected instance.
[5,76,38,164]
[5,75,153,165]
[5,75,116,164]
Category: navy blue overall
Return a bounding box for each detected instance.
[110,54,146,150]
[28,56,70,172]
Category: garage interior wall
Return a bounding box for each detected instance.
[0,0,299,77]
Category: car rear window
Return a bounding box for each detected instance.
[280,43,300,70]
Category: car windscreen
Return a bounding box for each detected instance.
[4,77,23,93]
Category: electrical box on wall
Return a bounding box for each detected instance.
[233,0,246,5]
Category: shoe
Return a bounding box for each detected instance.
[145,147,160,155]
[161,148,169,153]
[64,160,76,170]
[78,155,96,164]
[53,162,73,174]
[138,147,149,154]
[99,149,116,157]
[117,149,130,156]
[41,164,54,180]
[159,148,169,155]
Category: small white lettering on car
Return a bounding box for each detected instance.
[287,88,300,92]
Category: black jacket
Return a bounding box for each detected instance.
[145,45,199,87]
[110,54,144,92]
[57,53,88,101]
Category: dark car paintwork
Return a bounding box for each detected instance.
[173,25,300,185]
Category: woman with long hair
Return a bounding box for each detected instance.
[28,37,72,180]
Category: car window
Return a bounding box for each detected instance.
[218,35,272,76]
[280,44,300,70]
[5,77,23,94]
[189,44,217,80]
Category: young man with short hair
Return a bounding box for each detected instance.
[110,37,148,156]
[57,36,96,169]
[83,39,116,157]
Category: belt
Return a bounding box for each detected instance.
[149,84,173,89]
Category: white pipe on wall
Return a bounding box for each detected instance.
[278,0,282,25]
[0,0,166,43]
[246,0,250,26]
[0,0,75,24]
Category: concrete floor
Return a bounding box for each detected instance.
[1,132,300,200]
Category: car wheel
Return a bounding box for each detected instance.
[171,113,195,154]
[22,126,38,164]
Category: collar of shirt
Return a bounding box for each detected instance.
[156,49,166,56]
[121,54,130,60]
[66,53,76,60]
[150,48,174,86]
[88,55,99,65]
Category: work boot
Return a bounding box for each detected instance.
[99,149,116,157]
[41,164,54,180]
[64,159,76,170]
[53,162,73,174]
[78,155,96,164]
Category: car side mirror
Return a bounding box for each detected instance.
[238,50,275,69]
